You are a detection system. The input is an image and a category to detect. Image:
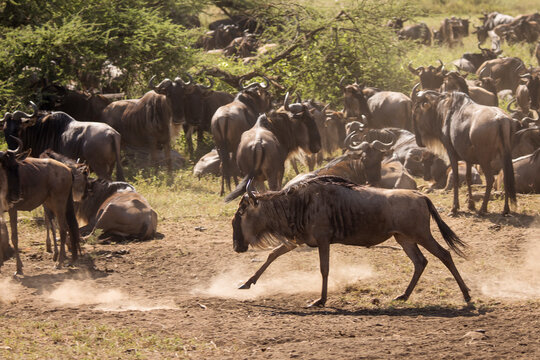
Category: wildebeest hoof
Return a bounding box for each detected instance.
[238,282,251,289]
[54,262,63,270]
[393,294,409,301]
[13,271,23,278]
[307,298,326,308]
[52,252,59,262]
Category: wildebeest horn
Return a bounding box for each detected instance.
[183,73,193,85]
[520,73,532,79]
[339,76,347,90]
[506,98,517,112]
[199,75,214,89]
[28,101,37,117]
[437,59,445,72]
[259,76,270,89]
[246,178,258,204]
[322,104,330,113]
[7,136,23,154]
[284,91,291,111]
[148,75,157,89]
[408,61,421,75]
[0,112,10,125]
[371,139,394,152]
[344,131,368,151]
[239,76,259,90]
[410,82,421,102]
[477,42,485,51]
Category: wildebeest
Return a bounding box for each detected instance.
[232,176,471,306]
[495,148,540,193]
[193,149,222,178]
[77,179,158,241]
[341,79,412,130]
[211,77,272,195]
[397,23,432,45]
[452,43,501,73]
[2,103,124,181]
[411,86,516,214]
[6,139,81,274]
[476,57,527,92]
[408,60,446,90]
[225,93,321,201]
[101,76,190,171]
[435,17,470,47]
[440,71,498,106]
[476,12,515,44]
[198,24,242,50]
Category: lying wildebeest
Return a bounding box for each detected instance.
[411,85,516,214]
[39,150,89,256]
[225,93,321,201]
[408,60,446,90]
[341,79,412,130]
[193,149,221,178]
[476,57,527,93]
[232,176,471,306]
[76,179,157,241]
[101,75,190,171]
[2,103,124,180]
[211,77,272,195]
[397,23,432,45]
[6,139,81,274]
[495,148,540,193]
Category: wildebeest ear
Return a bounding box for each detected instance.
[16,148,31,161]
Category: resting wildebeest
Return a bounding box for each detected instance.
[211,77,272,195]
[397,23,432,45]
[495,148,540,193]
[225,93,321,201]
[341,79,412,130]
[76,178,157,241]
[408,60,446,90]
[101,75,190,171]
[2,104,124,180]
[232,176,470,306]
[6,139,81,274]
[411,86,516,214]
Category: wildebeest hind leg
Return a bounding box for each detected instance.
[479,163,494,214]
[421,235,471,302]
[239,243,296,289]
[466,162,475,211]
[8,209,23,276]
[394,235,428,301]
[308,241,330,307]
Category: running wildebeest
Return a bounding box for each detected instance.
[232,176,471,307]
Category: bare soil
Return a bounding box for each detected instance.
[1,194,539,359]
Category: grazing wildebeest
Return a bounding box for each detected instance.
[476,57,527,92]
[408,60,446,90]
[411,86,516,214]
[225,93,321,201]
[341,79,412,130]
[2,104,124,180]
[495,148,540,193]
[182,77,234,156]
[211,77,272,195]
[101,75,190,171]
[6,139,81,274]
[76,178,157,241]
[397,23,432,45]
[232,176,471,306]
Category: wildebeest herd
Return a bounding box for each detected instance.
[0,10,539,307]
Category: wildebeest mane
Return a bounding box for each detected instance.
[234,88,261,114]
[20,112,77,157]
[123,91,173,130]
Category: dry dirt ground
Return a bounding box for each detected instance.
[0,191,539,359]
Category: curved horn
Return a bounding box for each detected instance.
[295,92,301,103]
[371,139,394,152]
[283,91,291,112]
[239,76,258,90]
[28,101,37,117]
[200,75,214,89]
[344,131,368,151]
[322,103,330,113]
[183,73,193,85]
[246,178,257,204]
[339,76,347,90]
[437,59,445,72]
[259,76,270,89]
[506,98,517,112]
[7,136,23,154]
[477,42,485,51]
[410,82,422,102]
[520,73,532,79]
[148,75,157,89]
[408,61,421,74]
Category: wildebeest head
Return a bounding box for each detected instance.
[0,137,27,207]
[410,84,445,148]
[284,93,322,154]
[1,102,38,150]
[237,76,272,113]
[408,60,446,90]
[340,77,372,121]
[441,71,469,95]
[183,76,215,125]
[522,72,540,110]
[232,179,259,253]
[149,74,193,124]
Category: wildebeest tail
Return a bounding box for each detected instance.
[113,133,125,181]
[65,188,81,260]
[499,121,517,206]
[424,196,467,258]
[224,141,264,203]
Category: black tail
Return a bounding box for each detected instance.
[113,133,125,181]
[499,122,516,206]
[225,174,251,202]
[65,190,81,260]
[224,141,264,203]
[425,197,467,258]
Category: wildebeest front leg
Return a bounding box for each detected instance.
[448,155,461,215]
[465,162,475,211]
[8,209,23,276]
[394,236,428,301]
[308,241,330,308]
[479,163,494,214]
[239,243,296,289]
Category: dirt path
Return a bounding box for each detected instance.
[1,203,539,359]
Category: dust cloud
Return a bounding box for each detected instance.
[193,253,373,300]
[479,224,540,300]
[46,279,176,311]
[0,278,23,303]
